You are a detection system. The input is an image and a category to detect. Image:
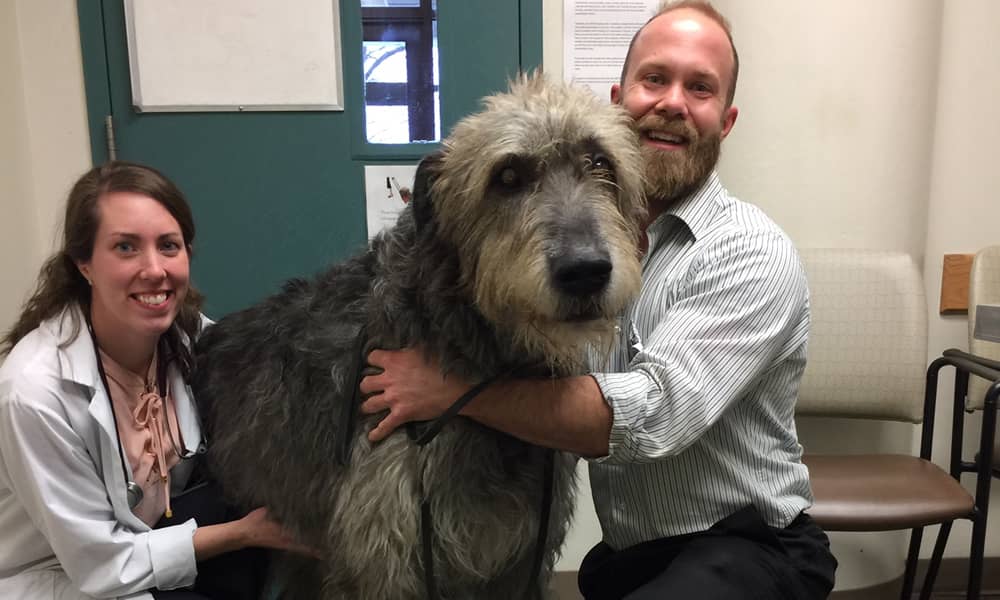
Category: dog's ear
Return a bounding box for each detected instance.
[412,150,444,230]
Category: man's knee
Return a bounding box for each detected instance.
[625,536,799,600]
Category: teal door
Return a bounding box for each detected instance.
[78,0,541,317]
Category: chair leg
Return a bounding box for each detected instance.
[900,527,924,600]
[967,385,997,600]
[918,522,953,600]
[967,512,987,600]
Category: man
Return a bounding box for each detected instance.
[359,2,837,598]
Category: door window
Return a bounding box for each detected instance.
[361,0,440,144]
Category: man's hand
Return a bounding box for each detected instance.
[360,348,472,442]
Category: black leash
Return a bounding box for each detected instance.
[409,378,555,600]
[410,378,497,600]
[415,446,555,600]
[335,325,368,466]
[419,473,439,600]
[336,339,555,600]
[406,374,500,446]
[525,449,555,599]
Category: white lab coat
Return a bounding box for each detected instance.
[0,307,206,599]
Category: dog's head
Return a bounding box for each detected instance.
[411,73,646,367]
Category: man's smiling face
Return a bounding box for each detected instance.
[611,8,739,206]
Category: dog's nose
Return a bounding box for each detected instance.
[552,254,612,297]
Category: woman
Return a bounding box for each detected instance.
[0,161,306,599]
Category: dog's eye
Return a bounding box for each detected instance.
[591,154,613,172]
[497,166,521,188]
[491,156,534,192]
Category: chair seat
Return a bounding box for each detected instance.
[803,454,975,531]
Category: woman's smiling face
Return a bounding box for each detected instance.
[78,190,190,346]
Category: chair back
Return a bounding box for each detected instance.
[795,248,927,423]
[968,245,1000,410]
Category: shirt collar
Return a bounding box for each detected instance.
[647,171,726,245]
[48,304,101,391]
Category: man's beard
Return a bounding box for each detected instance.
[638,114,721,209]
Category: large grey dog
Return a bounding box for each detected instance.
[192,74,646,599]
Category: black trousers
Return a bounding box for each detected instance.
[152,592,212,600]
[578,506,837,600]
[153,469,271,600]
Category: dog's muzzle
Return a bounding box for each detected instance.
[551,248,613,299]
[549,247,615,323]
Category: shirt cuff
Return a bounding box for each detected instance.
[147,518,198,590]
[590,371,651,463]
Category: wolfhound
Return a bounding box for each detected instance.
[192,73,646,599]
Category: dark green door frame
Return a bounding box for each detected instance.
[78,1,113,165]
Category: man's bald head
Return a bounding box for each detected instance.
[619,0,739,108]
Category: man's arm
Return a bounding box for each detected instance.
[361,228,809,463]
[359,349,612,457]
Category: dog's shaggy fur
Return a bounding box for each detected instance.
[192,74,646,599]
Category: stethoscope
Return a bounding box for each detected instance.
[87,318,204,510]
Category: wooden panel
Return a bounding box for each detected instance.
[940,253,974,315]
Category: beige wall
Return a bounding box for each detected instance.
[544,0,1000,591]
[4,0,999,593]
[0,0,91,332]
[0,0,40,330]
[16,0,92,249]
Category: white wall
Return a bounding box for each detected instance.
[544,0,1000,592]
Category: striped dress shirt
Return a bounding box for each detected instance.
[589,171,813,549]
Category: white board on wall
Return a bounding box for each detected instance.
[124,0,344,112]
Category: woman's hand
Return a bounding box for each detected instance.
[237,507,318,557]
[194,507,319,560]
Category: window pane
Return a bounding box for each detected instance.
[361,0,440,144]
